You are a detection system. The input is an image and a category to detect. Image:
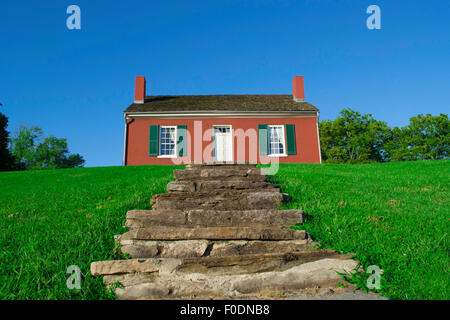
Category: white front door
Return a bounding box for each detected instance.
[213,126,233,162]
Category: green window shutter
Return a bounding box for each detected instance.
[258,124,268,155]
[177,125,187,157]
[285,124,297,155]
[149,125,159,156]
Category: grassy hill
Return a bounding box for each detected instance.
[0,161,448,299]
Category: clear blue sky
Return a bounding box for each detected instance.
[1,1,449,167]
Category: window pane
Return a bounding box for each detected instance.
[159,127,176,156]
[268,126,284,155]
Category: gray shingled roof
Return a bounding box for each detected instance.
[124,95,318,113]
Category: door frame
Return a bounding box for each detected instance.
[212,124,233,162]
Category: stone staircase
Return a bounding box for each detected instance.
[90,164,361,300]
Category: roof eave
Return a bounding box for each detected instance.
[124,109,319,119]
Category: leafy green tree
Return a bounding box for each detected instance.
[403,113,449,160]
[34,136,85,169]
[320,110,449,163]
[9,125,43,169]
[383,126,409,161]
[10,125,85,170]
[384,114,449,161]
[319,108,391,163]
[0,112,18,171]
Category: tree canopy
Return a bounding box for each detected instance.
[386,113,449,161]
[10,125,85,170]
[319,109,449,163]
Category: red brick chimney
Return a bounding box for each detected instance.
[292,76,305,102]
[134,76,146,104]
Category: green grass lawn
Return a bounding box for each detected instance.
[0,165,182,299]
[0,161,448,299]
[266,160,449,300]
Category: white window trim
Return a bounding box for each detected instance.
[157,126,178,158]
[267,125,287,157]
[268,154,288,157]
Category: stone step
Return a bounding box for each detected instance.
[173,167,265,181]
[151,191,287,210]
[119,239,315,259]
[185,163,257,169]
[97,258,358,300]
[185,161,256,170]
[120,226,308,241]
[167,180,278,192]
[209,239,314,257]
[92,250,351,277]
[89,163,364,300]
[125,209,303,229]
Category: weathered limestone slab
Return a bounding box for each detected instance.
[115,281,173,300]
[151,191,284,210]
[120,241,160,258]
[103,273,157,288]
[229,258,359,294]
[125,209,186,228]
[175,250,350,276]
[91,258,162,276]
[208,239,315,257]
[91,251,351,277]
[112,258,359,300]
[167,180,278,192]
[185,163,257,169]
[186,209,303,227]
[118,239,314,258]
[120,239,210,259]
[125,209,303,229]
[121,226,308,241]
[173,167,265,181]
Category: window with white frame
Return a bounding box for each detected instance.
[268,125,286,156]
[159,126,176,157]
